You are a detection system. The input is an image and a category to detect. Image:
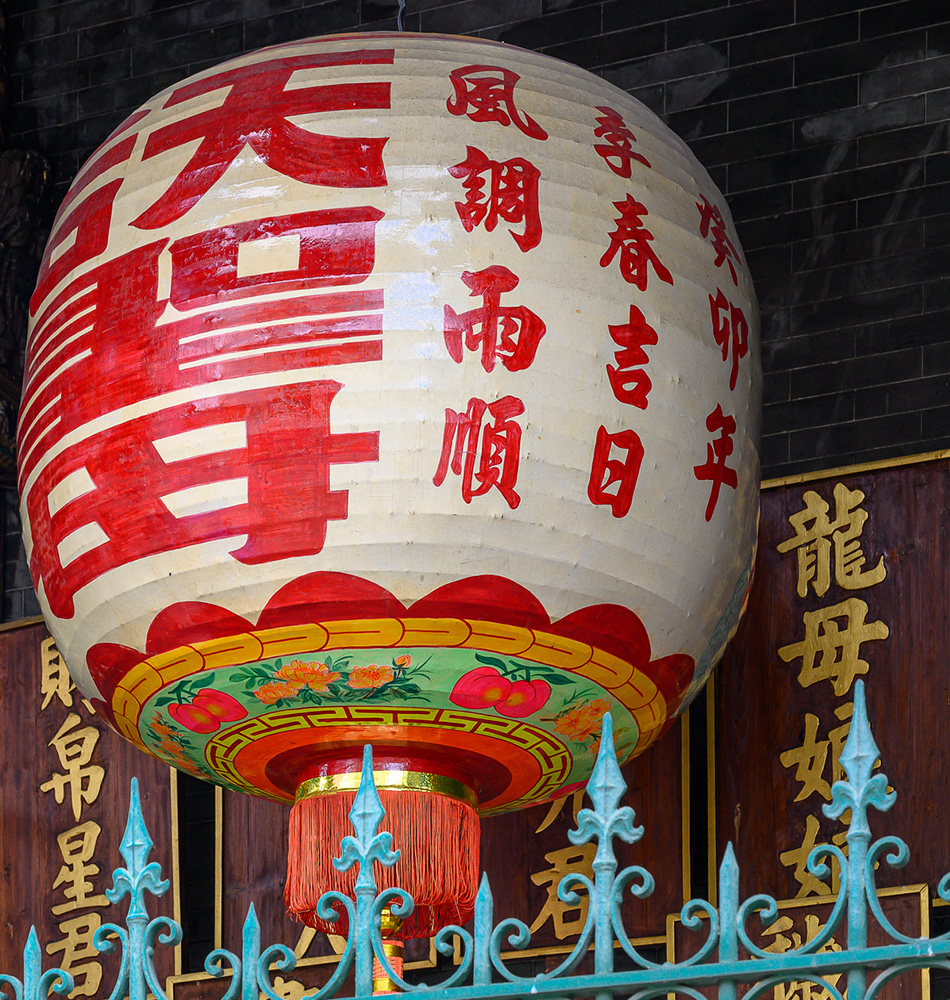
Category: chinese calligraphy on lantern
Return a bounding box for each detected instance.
[437,62,549,508]
[775,483,888,896]
[22,48,394,616]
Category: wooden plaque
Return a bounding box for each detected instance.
[0,621,178,990]
[714,456,950,904]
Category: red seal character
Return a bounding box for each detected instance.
[696,195,740,286]
[606,305,658,409]
[708,288,748,391]
[600,196,673,291]
[433,395,525,509]
[593,106,650,177]
[132,47,394,229]
[26,381,380,619]
[694,404,738,522]
[443,266,546,373]
[587,426,644,518]
[448,145,542,252]
[446,64,548,140]
[20,208,385,484]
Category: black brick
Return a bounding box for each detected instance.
[920,403,950,439]
[730,78,856,132]
[766,391,856,432]
[545,22,666,70]
[131,23,244,75]
[861,53,950,104]
[858,120,945,167]
[745,244,791,286]
[855,372,950,420]
[762,369,790,407]
[667,0,794,49]
[728,183,792,223]
[664,99,727,141]
[499,5,601,50]
[788,284,921,340]
[923,210,950,248]
[599,43,727,94]
[730,13,859,66]
[244,2,359,48]
[602,0,710,32]
[689,121,793,170]
[730,143,859,193]
[737,202,858,254]
[857,178,950,229]
[667,56,793,112]
[767,329,857,373]
[760,432,790,473]
[861,0,949,38]
[795,29,926,87]
[927,87,950,123]
[10,31,79,71]
[788,412,921,464]
[419,0,542,36]
[790,218,925,271]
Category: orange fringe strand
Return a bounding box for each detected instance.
[285,788,479,940]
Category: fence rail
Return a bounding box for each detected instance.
[3,679,948,1000]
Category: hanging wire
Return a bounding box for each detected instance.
[397,0,406,31]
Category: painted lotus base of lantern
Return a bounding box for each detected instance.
[89,575,696,810]
[84,573,699,938]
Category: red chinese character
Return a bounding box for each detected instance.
[443,266,546,373]
[599,196,673,291]
[20,209,384,486]
[593,106,650,177]
[31,179,123,314]
[587,426,644,518]
[26,381,379,619]
[696,195,740,285]
[448,146,542,252]
[708,288,748,391]
[606,305,658,409]
[446,64,548,140]
[433,395,524,509]
[132,48,394,230]
[694,404,738,522]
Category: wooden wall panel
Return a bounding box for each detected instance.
[0,621,178,988]
[714,458,950,903]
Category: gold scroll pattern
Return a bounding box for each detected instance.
[38,637,108,996]
[775,484,889,898]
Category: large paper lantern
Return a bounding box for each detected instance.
[18,32,760,937]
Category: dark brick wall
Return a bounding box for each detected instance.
[2,0,949,616]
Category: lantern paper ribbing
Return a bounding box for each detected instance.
[19,32,761,936]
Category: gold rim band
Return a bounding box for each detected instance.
[295,769,478,809]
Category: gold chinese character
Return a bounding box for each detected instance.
[780,703,853,803]
[779,815,847,897]
[528,844,596,940]
[778,598,888,697]
[761,913,842,1000]
[51,821,109,915]
[40,638,73,711]
[45,913,103,997]
[534,789,585,834]
[777,484,886,598]
[40,713,105,820]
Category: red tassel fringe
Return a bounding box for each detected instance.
[285,789,479,940]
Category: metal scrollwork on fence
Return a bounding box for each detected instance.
[5,678,950,1000]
